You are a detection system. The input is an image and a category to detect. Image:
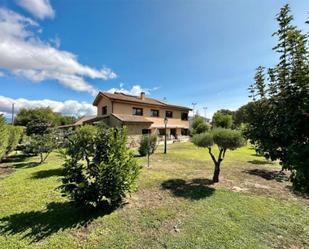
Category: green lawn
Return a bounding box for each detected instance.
[0,143,308,249]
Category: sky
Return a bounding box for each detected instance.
[0,0,308,119]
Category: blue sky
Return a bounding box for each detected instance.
[0,0,308,118]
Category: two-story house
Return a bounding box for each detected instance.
[87,91,191,144]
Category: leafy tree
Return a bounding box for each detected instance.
[15,107,57,135]
[15,107,77,135]
[60,126,140,207]
[6,125,24,155]
[57,115,76,126]
[23,133,57,163]
[0,115,9,160]
[192,128,244,182]
[191,115,210,134]
[234,102,256,127]
[246,5,309,191]
[139,134,157,157]
[212,111,233,129]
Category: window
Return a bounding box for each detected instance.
[142,129,150,134]
[159,129,166,135]
[181,112,188,120]
[150,109,159,117]
[102,106,107,115]
[165,111,173,118]
[132,107,143,116]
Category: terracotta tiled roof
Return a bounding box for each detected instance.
[74,115,97,125]
[93,92,191,111]
[111,113,153,123]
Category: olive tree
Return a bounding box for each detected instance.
[22,133,57,163]
[192,128,245,182]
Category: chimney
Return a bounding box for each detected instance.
[140,92,145,100]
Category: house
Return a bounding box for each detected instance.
[86,91,191,145]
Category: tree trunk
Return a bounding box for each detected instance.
[212,162,221,183]
[40,153,43,164]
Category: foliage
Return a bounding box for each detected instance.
[0,144,308,248]
[60,125,140,207]
[6,125,24,155]
[212,128,245,150]
[0,115,9,160]
[22,133,57,163]
[246,5,309,192]
[192,128,244,182]
[234,102,256,127]
[15,107,76,135]
[138,134,158,156]
[212,111,233,129]
[57,115,76,126]
[191,115,210,134]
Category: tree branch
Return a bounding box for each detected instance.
[208,147,218,165]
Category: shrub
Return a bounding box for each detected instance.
[0,116,9,160]
[191,115,210,135]
[60,126,140,207]
[138,134,157,156]
[192,128,245,182]
[6,125,24,155]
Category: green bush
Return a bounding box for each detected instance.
[0,116,9,160]
[60,126,140,208]
[138,134,157,156]
[191,115,210,135]
[6,125,24,155]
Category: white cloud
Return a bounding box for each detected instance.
[0,95,96,117]
[107,84,159,96]
[16,0,55,19]
[0,71,4,77]
[0,8,116,96]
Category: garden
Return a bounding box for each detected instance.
[0,4,308,249]
[0,142,308,249]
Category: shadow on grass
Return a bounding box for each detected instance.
[31,168,63,179]
[12,161,40,169]
[1,154,28,163]
[248,160,274,165]
[0,201,114,242]
[244,169,288,182]
[161,178,215,200]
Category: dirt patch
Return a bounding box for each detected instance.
[0,166,15,177]
[126,187,175,209]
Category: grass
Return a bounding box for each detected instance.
[0,143,308,249]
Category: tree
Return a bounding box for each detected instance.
[234,102,256,127]
[23,133,57,163]
[15,107,77,135]
[192,128,244,182]
[0,115,9,161]
[212,111,233,129]
[60,126,140,207]
[56,115,76,126]
[138,134,157,157]
[246,5,309,191]
[191,115,210,134]
[15,107,57,135]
